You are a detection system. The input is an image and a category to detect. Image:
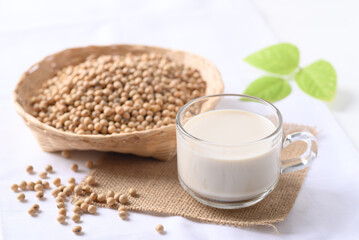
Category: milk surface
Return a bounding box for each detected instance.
[177,109,281,202]
[184,109,276,145]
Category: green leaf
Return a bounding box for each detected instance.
[244,43,300,75]
[294,60,337,101]
[244,76,292,102]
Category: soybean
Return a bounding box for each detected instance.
[45,164,53,172]
[119,194,128,204]
[26,165,34,174]
[36,191,44,200]
[72,225,82,234]
[53,177,61,187]
[11,184,18,192]
[85,160,93,169]
[57,215,66,224]
[128,188,137,197]
[71,164,79,172]
[38,171,47,179]
[72,214,81,223]
[155,224,164,234]
[61,150,71,158]
[88,205,97,214]
[119,210,128,220]
[17,193,25,202]
[34,184,43,192]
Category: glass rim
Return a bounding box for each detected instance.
[175,93,283,147]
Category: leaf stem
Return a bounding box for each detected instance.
[283,67,301,81]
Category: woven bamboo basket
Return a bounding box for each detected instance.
[13,45,224,161]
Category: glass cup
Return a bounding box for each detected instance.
[176,94,318,209]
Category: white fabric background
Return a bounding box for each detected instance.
[0,0,358,239]
[253,0,359,150]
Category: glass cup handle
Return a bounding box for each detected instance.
[281,130,318,174]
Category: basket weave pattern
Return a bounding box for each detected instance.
[14,45,224,160]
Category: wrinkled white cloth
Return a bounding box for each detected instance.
[0,0,358,239]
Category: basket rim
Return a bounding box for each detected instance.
[13,44,224,139]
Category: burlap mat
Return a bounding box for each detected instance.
[73,123,316,228]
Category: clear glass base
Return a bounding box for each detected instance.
[178,176,278,209]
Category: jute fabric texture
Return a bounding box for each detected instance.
[72,124,316,228]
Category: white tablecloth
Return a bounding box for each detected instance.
[1,0,358,239]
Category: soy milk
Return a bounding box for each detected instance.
[177,109,281,202]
